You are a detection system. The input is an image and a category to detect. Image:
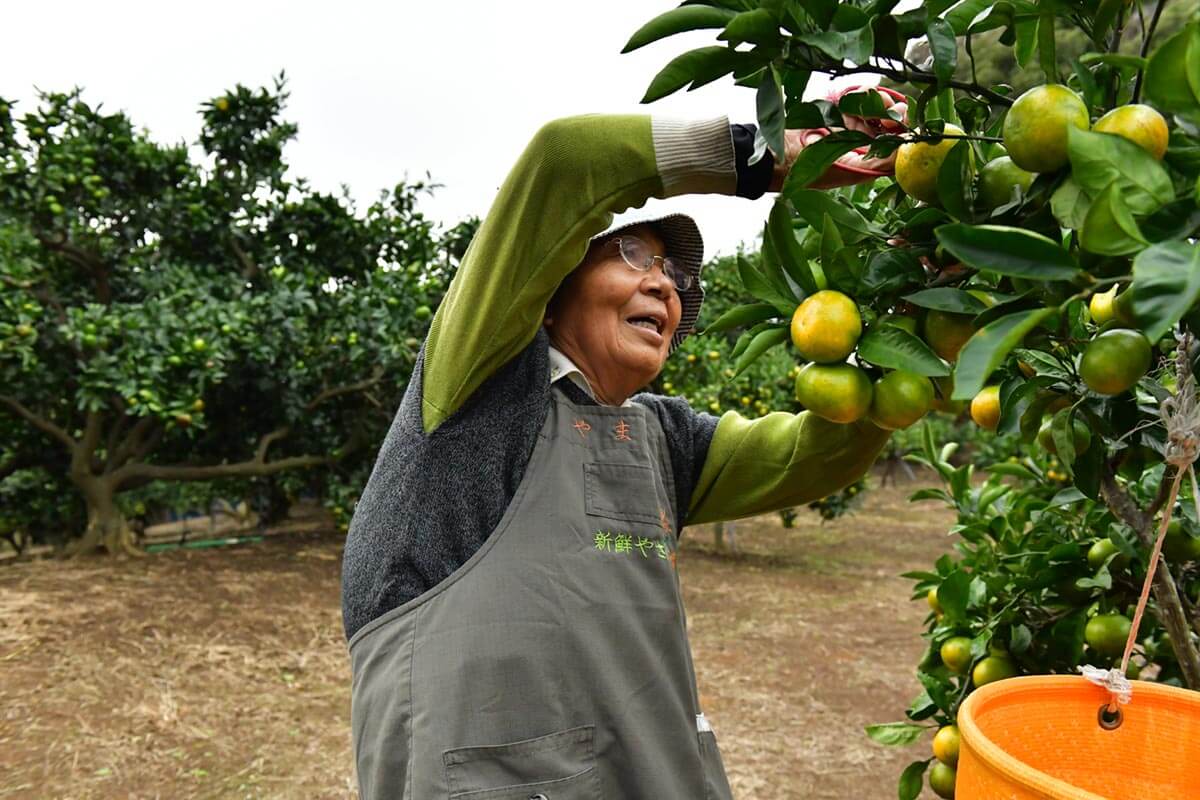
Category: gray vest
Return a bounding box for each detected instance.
[348,385,734,798]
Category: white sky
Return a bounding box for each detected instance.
[2,1,872,259]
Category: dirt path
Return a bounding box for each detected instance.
[0,479,954,799]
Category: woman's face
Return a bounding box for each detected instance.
[545,224,683,399]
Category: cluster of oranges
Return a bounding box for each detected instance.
[789,290,937,430]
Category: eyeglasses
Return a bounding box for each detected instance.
[612,236,693,292]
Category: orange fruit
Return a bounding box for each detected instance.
[1163,519,1200,563]
[790,290,862,363]
[923,310,975,362]
[927,587,942,614]
[896,124,968,204]
[1093,104,1170,160]
[1079,329,1152,395]
[1085,613,1133,658]
[1002,84,1090,172]
[973,655,1018,686]
[1087,538,1130,571]
[931,374,966,414]
[1036,409,1091,456]
[929,762,957,799]
[793,362,873,424]
[1089,285,1118,325]
[978,155,1035,210]
[869,370,934,430]
[940,636,973,675]
[970,385,1002,430]
[932,724,961,767]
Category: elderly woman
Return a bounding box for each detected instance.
[343,101,900,799]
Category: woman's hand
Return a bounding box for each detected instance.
[767,85,908,193]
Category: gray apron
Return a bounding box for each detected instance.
[348,385,735,799]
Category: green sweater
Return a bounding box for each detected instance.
[341,114,890,642]
[421,113,889,524]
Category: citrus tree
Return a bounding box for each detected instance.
[625,1,1200,796]
[0,77,468,556]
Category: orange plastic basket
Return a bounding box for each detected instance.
[955,675,1200,799]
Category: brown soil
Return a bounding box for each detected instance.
[0,479,954,799]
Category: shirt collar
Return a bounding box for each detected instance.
[548,345,634,408]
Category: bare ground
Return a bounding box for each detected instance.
[0,479,954,799]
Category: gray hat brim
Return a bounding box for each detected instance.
[587,213,705,353]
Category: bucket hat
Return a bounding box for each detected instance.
[587,212,705,353]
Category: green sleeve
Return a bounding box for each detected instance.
[685,410,892,525]
[421,114,737,434]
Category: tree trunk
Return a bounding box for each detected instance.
[62,477,142,558]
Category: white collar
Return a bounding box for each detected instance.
[547,345,634,408]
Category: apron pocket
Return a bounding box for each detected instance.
[443,724,598,799]
[583,462,665,526]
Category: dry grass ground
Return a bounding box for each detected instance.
[0,478,954,799]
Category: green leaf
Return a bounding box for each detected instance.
[640,47,746,103]
[944,0,992,35]
[737,253,796,313]
[757,66,786,163]
[733,326,789,377]
[865,722,927,746]
[1050,177,1091,230]
[902,288,988,313]
[926,18,958,84]
[1131,241,1200,342]
[837,90,890,118]
[1051,409,1078,470]
[935,224,1078,280]
[938,570,971,623]
[787,188,881,241]
[906,690,938,721]
[952,308,1057,399]
[1071,57,1102,112]
[862,249,923,294]
[1037,11,1056,82]
[797,6,875,64]
[719,8,781,46]
[936,140,975,222]
[758,221,802,307]
[622,6,738,53]
[1144,22,1200,115]
[1015,17,1038,68]
[731,321,773,360]
[767,199,818,295]
[700,303,781,335]
[1067,128,1174,216]
[1080,182,1148,256]
[1079,52,1147,71]
[858,325,951,376]
[780,131,872,193]
[1010,623,1032,654]
[898,760,929,800]
[1090,0,1124,49]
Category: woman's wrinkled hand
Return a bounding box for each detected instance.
[768,85,908,193]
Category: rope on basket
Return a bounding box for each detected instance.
[1080,332,1200,712]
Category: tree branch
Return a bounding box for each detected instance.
[115,452,329,485]
[304,365,386,413]
[108,415,157,471]
[0,395,75,450]
[792,60,1016,107]
[228,235,259,282]
[1101,465,1200,688]
[1132,0,1170,103]
[255,426,291,463]
[34,232,111,304]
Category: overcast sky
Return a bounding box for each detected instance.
[3,1,874,259]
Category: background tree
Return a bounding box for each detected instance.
[0,76,474,556]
